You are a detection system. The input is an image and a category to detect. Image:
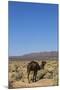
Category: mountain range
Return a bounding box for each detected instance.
[9,51,58,61]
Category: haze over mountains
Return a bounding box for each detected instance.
[9,51,58,61]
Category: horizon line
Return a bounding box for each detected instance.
[9,50,58,57]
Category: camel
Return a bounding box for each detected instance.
[27,60,46,83]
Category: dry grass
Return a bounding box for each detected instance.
[8,60,58,89]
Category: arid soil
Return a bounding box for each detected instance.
[8,60,58,89]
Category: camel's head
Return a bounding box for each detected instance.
[41,61,46,69]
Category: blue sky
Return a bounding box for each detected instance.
[9,1,58,56]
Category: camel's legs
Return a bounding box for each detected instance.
[33,71,37,82]
[27,71,30,83]
[35,71,37,82]
[33,72,35,82]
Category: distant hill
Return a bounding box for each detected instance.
[9,51,58,61]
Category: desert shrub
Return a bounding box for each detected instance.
[9,72,16,81]
[8,66,23,81]
[16,71,23,80]
[53,75,58,86]
[53,67,58,86]
[43,72,53,79]
[37,69,47,80]
[9,64,16,72]
[45,61,58,85]
[9,71,23,81]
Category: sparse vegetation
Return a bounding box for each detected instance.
[8,52,58,88]
[8,60,58,88]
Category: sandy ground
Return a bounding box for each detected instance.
[8,60,58,88]
[12,79,54,88]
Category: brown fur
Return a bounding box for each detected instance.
[27,61,46,83]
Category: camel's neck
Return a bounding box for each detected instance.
[40,64,45,69]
